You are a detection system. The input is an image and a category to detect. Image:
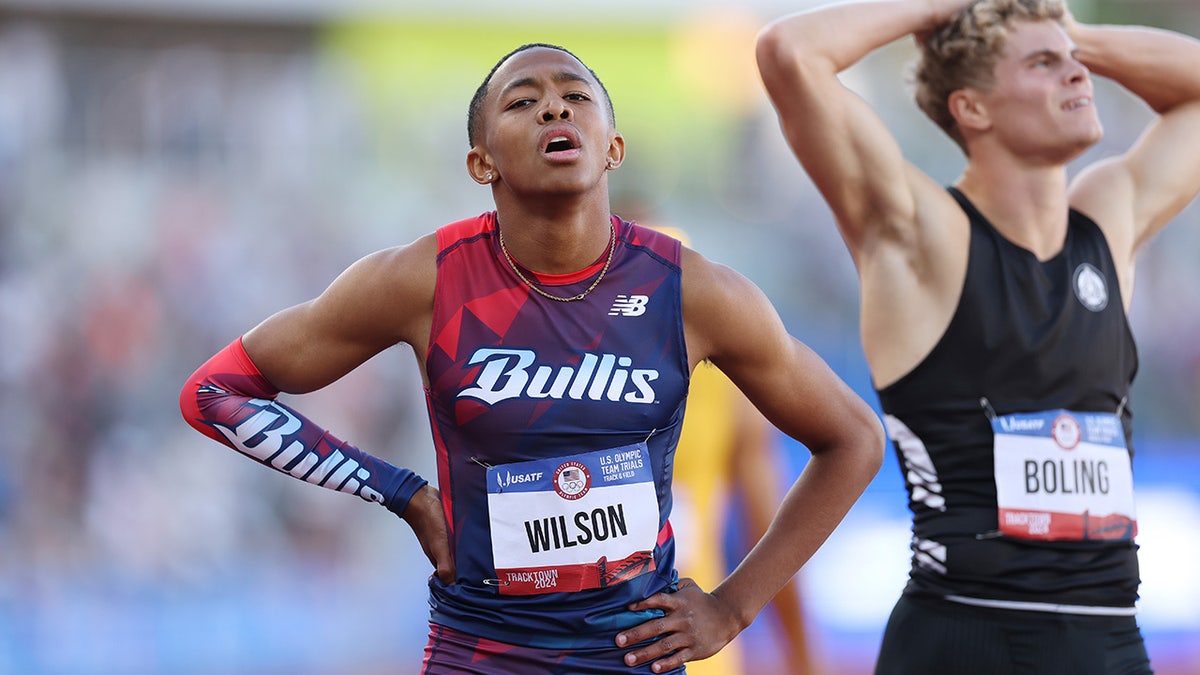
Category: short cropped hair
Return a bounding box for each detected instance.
[467,43,616,147]
[912,0,1065,150]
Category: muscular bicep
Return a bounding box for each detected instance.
[1123,102,1200,246]
[243,236,437,394]
[757,38,922,256]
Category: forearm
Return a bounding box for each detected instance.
[179,337,427,514]
[758,0,951,74]
[1071,22,1200,114]
[712,440,880,629]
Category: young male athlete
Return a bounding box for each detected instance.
[181,43,883,673]
[757,0,1200,672]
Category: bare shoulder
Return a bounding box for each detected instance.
[352,233,439,302]
[679,247,764,320]
[679,246,786,372]
[339,232,439,347]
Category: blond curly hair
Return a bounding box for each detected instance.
[912,0,1065,150]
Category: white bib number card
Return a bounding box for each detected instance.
[992,409,1136,541]
[486,443,659,595]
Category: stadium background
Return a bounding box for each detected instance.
[0,0,1196,672]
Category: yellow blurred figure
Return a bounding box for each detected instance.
[672,355,815,674]
[633,220,815,674]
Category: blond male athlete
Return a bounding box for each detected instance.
[757,0,1200,672]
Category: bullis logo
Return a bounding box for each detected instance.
[457,348,659,406]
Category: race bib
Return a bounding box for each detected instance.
[486,443,660,595]
[992,409,1136,541]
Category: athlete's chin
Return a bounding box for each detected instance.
[1054,127,1103,163]
[523,178,599,198]
[1072,119,1104,147]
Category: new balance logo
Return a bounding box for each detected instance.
[609,294,649,316]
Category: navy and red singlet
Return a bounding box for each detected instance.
[423,212,691,650]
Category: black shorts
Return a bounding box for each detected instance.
[874,594,1152,675]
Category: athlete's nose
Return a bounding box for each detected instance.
[541,100,571,123]
[1065,56,1091,84]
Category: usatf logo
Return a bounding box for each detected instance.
[497,470,544,490]
[458,348,660,406]
[553,461,591,500]
[609,294,649,316]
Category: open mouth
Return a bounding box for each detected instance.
[1062,97,1091,111]
[540,127,582,159]
[545,136,576,153]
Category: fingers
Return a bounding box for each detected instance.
[401,485,455,582]
[615,614,667,649]
[615,592,682,649]
[433,541,456,584]
[624,577,695,613]
[615,582,704,670]
[616,579,739,671]
[623,638,691,673]
[616,615,694,672]
[625,590,682,615]
[624,638,691,667]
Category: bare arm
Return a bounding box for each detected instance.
[617,249,885,669]
[755,0,972,386]
[183,233,453,582]
[1067,13,1200,280]
[754,0,967,256]
[727,395,814,671]
[242,234,438,392]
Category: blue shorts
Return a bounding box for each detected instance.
[421,623,686,674]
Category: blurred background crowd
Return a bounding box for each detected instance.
[0,0,1196,673]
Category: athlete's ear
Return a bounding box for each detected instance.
[605,132,625,171]
[949,88,991,135]
[467,147,497,185]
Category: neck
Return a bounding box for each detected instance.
[956,156,1071,261]
[493,191,614,274]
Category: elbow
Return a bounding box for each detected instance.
[865,413,887,478]
[848,405,887,485]
[755,23,796,85]
[179,370,194,421]
[179,364,212,437]
[179,374,203,433]
[755,22,827,102]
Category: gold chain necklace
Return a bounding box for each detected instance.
[498,222,617,302]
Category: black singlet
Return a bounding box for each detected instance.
[875,187,1140,611]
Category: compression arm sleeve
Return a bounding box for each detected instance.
[179,337,427,516]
